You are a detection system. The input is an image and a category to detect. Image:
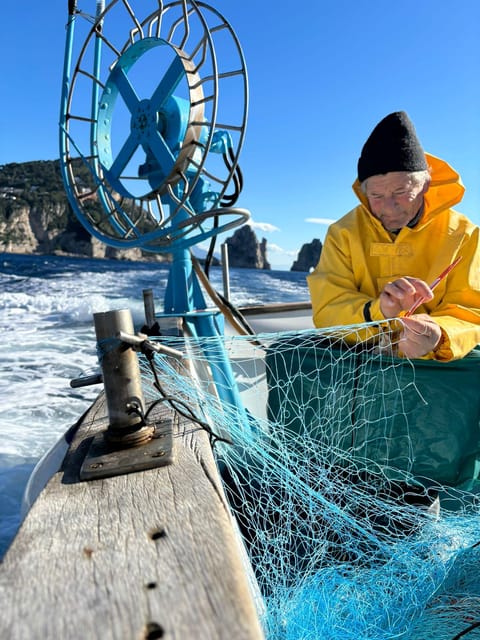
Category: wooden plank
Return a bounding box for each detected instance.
[0,392,265,639]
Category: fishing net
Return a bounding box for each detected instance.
[137,319,480,640]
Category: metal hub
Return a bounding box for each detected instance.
[131,100,158,139]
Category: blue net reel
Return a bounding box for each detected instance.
[60,0,250,253]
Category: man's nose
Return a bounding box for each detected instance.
[382,195,397,211]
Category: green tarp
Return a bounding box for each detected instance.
[266,338,480,503]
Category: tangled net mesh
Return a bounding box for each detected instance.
[138,321,480,640]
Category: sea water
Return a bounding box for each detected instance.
[0,252,310,559]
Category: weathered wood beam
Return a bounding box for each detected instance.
[0,392,265,639]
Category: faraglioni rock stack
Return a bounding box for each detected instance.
[291,238,322,272]
[225,224,271,270]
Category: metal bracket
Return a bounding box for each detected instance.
[80,419,174,481]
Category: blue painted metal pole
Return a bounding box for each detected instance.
[59,2,77,181]
[164,248,204,313]
[163,240,251,434]
[91,2,105,173]
[185,311,252,435]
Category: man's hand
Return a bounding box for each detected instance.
[379,277,433,318]
[398,314,443,358]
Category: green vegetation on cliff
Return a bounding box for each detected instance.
[0,160,68,224]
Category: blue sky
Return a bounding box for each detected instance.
[2,1,480,269]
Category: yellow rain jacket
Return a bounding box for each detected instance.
[307,153,480,361]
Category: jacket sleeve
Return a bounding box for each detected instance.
[428,225,480,360]
[307,225,383,328]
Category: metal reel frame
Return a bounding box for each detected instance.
[60,0,249,253]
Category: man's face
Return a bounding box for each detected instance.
[365,172,429,232]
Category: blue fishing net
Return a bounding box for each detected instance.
[139,322,480,640]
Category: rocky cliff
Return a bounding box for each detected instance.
[0,160,166,262]
[291,238,322,272]
[225,224,271,270]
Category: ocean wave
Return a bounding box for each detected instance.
[0,290,125,325]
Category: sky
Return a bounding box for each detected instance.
[2,1,480,269]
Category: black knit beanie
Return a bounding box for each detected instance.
[357,111,427,183]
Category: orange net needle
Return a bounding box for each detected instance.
[404,255,463,317]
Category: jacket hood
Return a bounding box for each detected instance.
[352,153,465,219]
